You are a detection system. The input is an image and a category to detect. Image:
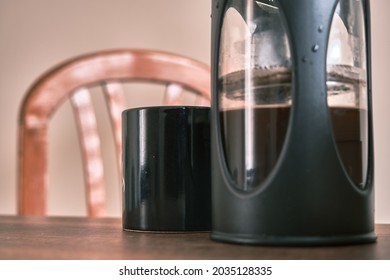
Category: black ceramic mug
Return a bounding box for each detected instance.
[122,106,211,231]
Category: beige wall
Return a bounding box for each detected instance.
[0,0,389,222]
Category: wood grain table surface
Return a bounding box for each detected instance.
[0,215,389,260]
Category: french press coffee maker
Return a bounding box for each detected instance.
[211,0,376,245]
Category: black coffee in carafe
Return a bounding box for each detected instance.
[211,0,376,245]
[220,106,366,190]
[219,66,367,190]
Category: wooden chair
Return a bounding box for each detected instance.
[17,49,211,216]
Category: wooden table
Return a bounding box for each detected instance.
[0,216,389,260]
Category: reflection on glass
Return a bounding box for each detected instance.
[219,0,292,191]
[327,0,368,188]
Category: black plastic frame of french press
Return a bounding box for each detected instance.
[210,0,376,245]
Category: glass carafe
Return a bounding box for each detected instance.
[211,0,376,245]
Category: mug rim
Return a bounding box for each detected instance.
[122,105,210,114]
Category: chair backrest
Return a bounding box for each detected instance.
[18,49,211,216]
